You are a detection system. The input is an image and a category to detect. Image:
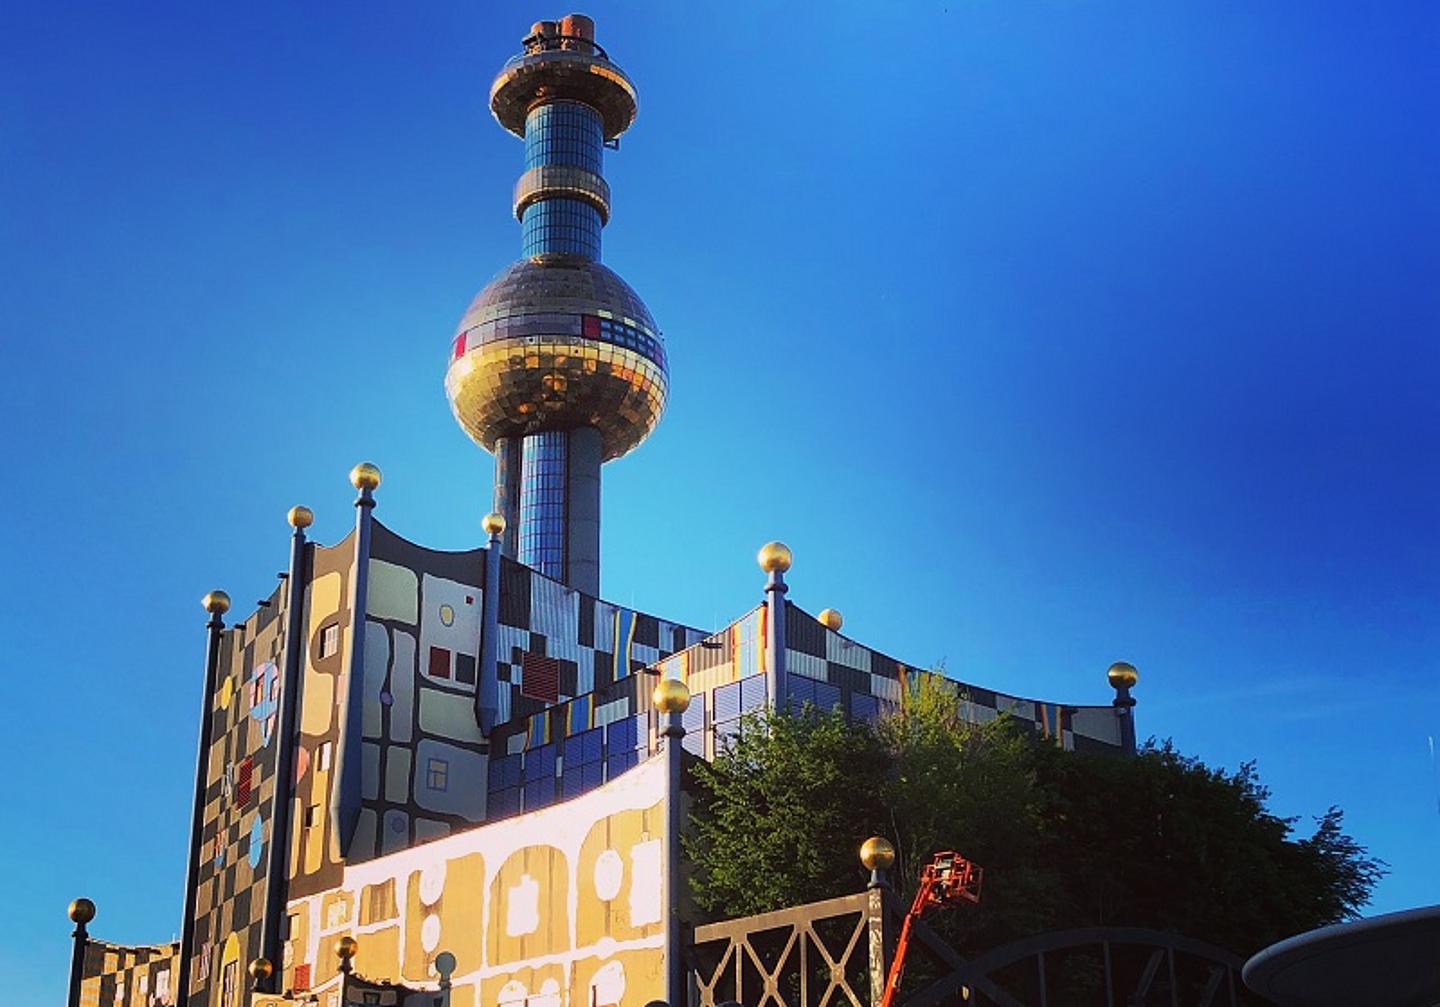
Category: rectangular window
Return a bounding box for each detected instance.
[320,624,340,658]
[235,758,254,805]
[426,758,449,791]
[285,912,300,939]
[305,803,321,828]
[292,963,312,992]
[220,960,238,1007]
[319,742,332,771]
[429,645,452,679]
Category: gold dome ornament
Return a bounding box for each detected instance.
[202,590,231,615]
[248,958,274,982]
[757,541,792,574]
[67,897,96,925]
[1107,661,1139,690]
[859,836,896,871]
[653,678,691,714]
[287,505,314,529]
[818,608,843,631]
[482,511,507,537]
[349,462,382,491]
[335,936,359,961]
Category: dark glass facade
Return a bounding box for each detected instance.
[519,430,568,580]
[521,101,605,260]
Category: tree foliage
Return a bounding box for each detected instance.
[686,677,1384,957]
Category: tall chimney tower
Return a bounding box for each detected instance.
[445,14,667,596]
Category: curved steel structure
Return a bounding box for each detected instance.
[446,13,666,594]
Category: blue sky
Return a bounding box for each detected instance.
[2,1,1436,997]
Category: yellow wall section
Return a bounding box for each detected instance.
[283,755,670,1007]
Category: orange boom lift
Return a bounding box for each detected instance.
[880,850,984,1007]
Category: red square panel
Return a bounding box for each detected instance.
[429,646,452,679]
[522,652,560,703]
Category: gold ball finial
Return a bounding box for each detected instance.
[68,898,96,925]
[1107,661,1139,689]
[335,936,359,960]
[859,836,895,871]
[653,678,691,714]
[287,505,314,529]
[482,512,507,537]
[757,541,792,574]
[202,590,231,615]
[818,608,843,631]
[349,462,382,491]
[248,958,274,981]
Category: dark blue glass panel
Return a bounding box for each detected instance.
[850,692,880,722]
[489,753,522,789]
[524,101,603,173]
[606,716,637,752]
[740,674,767,711]
[523,777,555,811]
[490,787,520,819]
[520,431,567,580]
[523,743,556,782]
[713,681,741,722]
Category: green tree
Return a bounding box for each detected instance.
[686,684,1385,958]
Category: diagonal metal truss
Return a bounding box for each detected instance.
[689,889,1268,1007]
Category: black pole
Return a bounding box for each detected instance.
[258,508,312,989]
[66,898,95,1007]
[177,592,229,1007]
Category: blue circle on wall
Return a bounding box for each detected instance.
[248,816,264,869]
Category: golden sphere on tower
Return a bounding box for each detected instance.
[202,590,231,615]
[67,897,96,924]
[859,836,895,871]
[349,462,382,491]
[653,677,691,714]
[335,936,359,960]
[757,541,792,574]
[287,505,314,529]
[482,512,507,537]
[818,608,843,631]
[1107,661,1139,689]
[248,958,274,981]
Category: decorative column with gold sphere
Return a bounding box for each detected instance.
[654,678,691,1007]
[335,463,381,857]
[65,898,95,1007]
[476,511,506,735]
[1107,661,1139,755]
[248,958,274,994]
[258,505,315,986]
[758,542,792,708]
[336,935,358,1004]
[859,839,898,1000]
[178,589,230,1005]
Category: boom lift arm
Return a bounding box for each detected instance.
[879,850,983,1007]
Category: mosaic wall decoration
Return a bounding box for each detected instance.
[278,752,671,1007]
[76,938,179,1007]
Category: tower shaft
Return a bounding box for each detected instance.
[448,14,667,596]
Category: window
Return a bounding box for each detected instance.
[426,758,449,791]
[304,803,321,828]
[320,623,340,658]
[319,742,332,771]
[292,963,311,992]
[235,758,254,805]
[220,960,238,1007]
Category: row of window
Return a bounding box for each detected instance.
[524,100,603,173]
[522,197,603,259]
[452,312,667,372]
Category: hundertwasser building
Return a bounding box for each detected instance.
[65,15,1139,1007]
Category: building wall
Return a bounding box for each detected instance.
[77,939,179,1007]
[279,752,671,1007]
[186,579,291,1007]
